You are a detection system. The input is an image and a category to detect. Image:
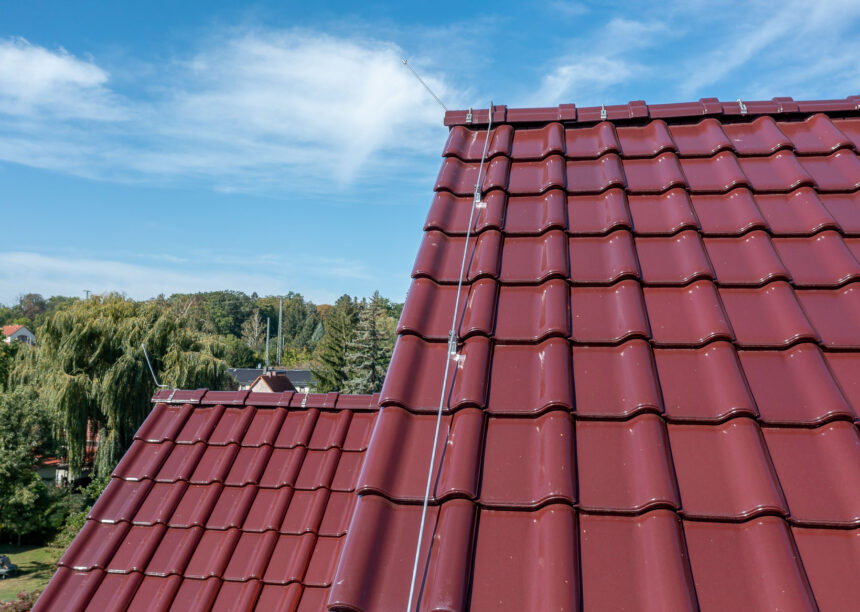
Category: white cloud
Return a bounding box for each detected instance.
[0,31,455,190]
[0,251,350,305]
[0,37,125,120]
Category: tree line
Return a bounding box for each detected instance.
[0,289,401,547]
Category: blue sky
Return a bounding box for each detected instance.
[1,1,858,305]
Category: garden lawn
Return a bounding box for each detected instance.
[0,545,60,602]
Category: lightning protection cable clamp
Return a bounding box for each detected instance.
[406,101,494,612]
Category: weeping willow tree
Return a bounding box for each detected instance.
[11,294,236,479]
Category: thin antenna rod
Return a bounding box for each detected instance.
[141,343,167,388]
[401,59,448,111]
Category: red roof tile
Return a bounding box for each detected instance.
[38,96,860,611]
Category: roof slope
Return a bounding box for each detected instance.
[36,96,860,611]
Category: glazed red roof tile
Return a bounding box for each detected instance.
[565,154,626,192]
[792,526,860,611]
[481,411,576,507]
[398,278,496,340]
[499,230,569,282]
[572,340,662,418]
[668,418,787,519]
[570,280,651,343]
[39,97,860,611]
[668,118,733,156]
[739,345,855,425]
[738,151,815,192]
[824,352,860,414]
[576,414,678,512]
[798,150,860,191]
[622,152,686,193]
[424,190,506,235]
[720,282,818,347]
[509,123,564,159]
[507,155,565,194]
[356,406,483,502]
[820,192,860,234]
[762,422,860,526]
[442,124,513,161]
[579,511,697,610]
[722,116,792,155]
[494,281,570,341]
[628,189,699,235]
[691,189,768,235]
[704,231,790,285]
[755,188,838,235]
[679,151,750,193]
[616,120,675,157]
[654,342,757,422]
[567,189,632,235]
[503,190,566,234]
[644,281,733,346]
[569,230,639,283]
[412,229,501,282]
[795,285,860,348]
[684,518,816,610]
[773,231,860,286]
[563,121,619,158]
[487,339,573,415]
[636,230,713,284]
[778,114,854,154]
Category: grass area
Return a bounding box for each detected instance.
[0,545,62,603]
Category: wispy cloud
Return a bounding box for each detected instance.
[0,30,456,192]
[0,251,348,305]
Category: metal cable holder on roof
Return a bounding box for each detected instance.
[406,102,494,612]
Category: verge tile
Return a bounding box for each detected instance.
[88,478,153,523]
[434,156,510,195]
[412,229,502,283]
[443,124,513,160]
[32,568,105,612]
[356,406,483,502]
[329,497,476,611]
[59,521,130,570]
[112,440,172,481]
[424,190,506,235]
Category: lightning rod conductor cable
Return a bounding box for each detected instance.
[406,101,494,612]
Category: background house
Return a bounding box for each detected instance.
[228,367,314,393]
[2,324,35,345]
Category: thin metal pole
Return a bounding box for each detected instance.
[265,317,270,369]
[401,59,448,112]
[277,298,283,365]
[406,102,493,612]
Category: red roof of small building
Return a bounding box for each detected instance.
[1,324,23,337]
[37,96,860,611]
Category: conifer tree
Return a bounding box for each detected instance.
[311,295,358,392]
[343,291,391,394]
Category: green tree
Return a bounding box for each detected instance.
[10,294,236,478]
[311,295,358,392]
[0,341,19,391]
[343,292,391,394]
[0,387,62,545]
